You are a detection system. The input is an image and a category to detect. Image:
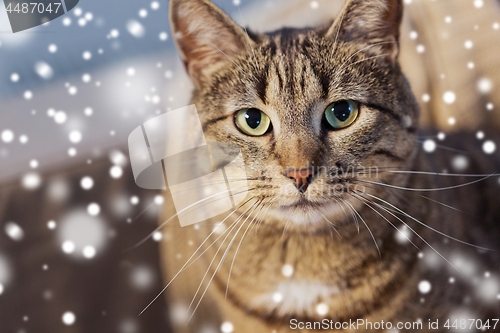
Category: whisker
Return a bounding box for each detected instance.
[360,191,494,251]
[332,197,349,227]
[385,170,500,178]
[187,201,260,321]
[186,201,257,314]
[339,53,392,72]
[350,192,420,250]
[132,201,156,223]
[332,41,396,78]
[338,197,360,233]
[418,194,493,223]
[244,201,268,235]
[342,195,381,258]
[351,191,459,270]
[356,174,496,192]
[329,6,347,61]
[133,186,254,248]
[130,178,253,224]
[281,219,291,243]
[209,41,246,75]
[236,3,259,70]
[255,203,272,235]
[225,200,265,297]
[412,138,468,154]
[182,199,260,272]
[355,181,491,226]
[138,197,256,316]
[320,212,342,238]
[327,222,335,240]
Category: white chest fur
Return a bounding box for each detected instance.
[250,280,342,316]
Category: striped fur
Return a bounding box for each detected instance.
[162,1,500,332]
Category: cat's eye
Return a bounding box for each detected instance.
[324,100,359,129]
[235,108,272,136]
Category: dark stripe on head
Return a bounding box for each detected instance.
[311,65,330,99]
[285,61,295,96]
[256,63,269,104]
[275,64,283,90]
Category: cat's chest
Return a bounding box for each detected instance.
[248,279,344,315]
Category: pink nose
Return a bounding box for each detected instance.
[287,168,314,193]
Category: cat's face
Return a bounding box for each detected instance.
[171,0,419,231]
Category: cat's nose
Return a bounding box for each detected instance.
[287,168,314,193]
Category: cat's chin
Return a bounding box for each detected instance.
[269,198,349,227]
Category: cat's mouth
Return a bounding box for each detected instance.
[264,192,354,227]
[267,200,349,228]
[253,175,366,227]
[283,197,330,209]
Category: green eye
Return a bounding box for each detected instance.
[325,100,359,129]
[235,108,272,136]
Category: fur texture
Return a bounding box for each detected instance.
[161,1,500,332]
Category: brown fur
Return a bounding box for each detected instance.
[161,0,500,332]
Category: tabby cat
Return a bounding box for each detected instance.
[159,0,500,332]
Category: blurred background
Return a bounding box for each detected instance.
[0,0,499,332]
[0,0,254,332]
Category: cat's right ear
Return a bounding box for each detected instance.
[170,0,251,86]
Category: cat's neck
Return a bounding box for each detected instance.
[197,202,423,320]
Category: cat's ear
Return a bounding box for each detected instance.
[170,0,251,85]
[325,0,403,61]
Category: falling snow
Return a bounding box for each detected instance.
[316,303,329,316]
[69,131,82,143]
[221,322,234,333]
[0,1,499,331]
[22,172,42,190]
[87,203,101,216]
[110,165,123,179]
[130,196,139,206]
[80,176,94,190]
[130,265,155,290]
[423,139,437,153]
[418,280,432,294]
[443,91,456,104]
[1,130,14,143]
[127,20,145,38]
[477,77,493,94]
[62,312,76,325]
[151,2,160,10]
[34,61,53,79]
[48,44,57,53]
[272,292,283,303]
[483,141,496,154]
[54,111,67,124]
[5,222,24,241]
[154,195,164,206]
[451,155,469,172]
[281,264,294,277]
[395,225,412,244]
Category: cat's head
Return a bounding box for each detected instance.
[170,0,419,231]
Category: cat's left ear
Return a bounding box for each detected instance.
[170,0,252,86]
[325,0,403,61]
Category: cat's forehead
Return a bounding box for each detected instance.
[237,30,367,110]
[199,28,416,126]
[260,29,323,57]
